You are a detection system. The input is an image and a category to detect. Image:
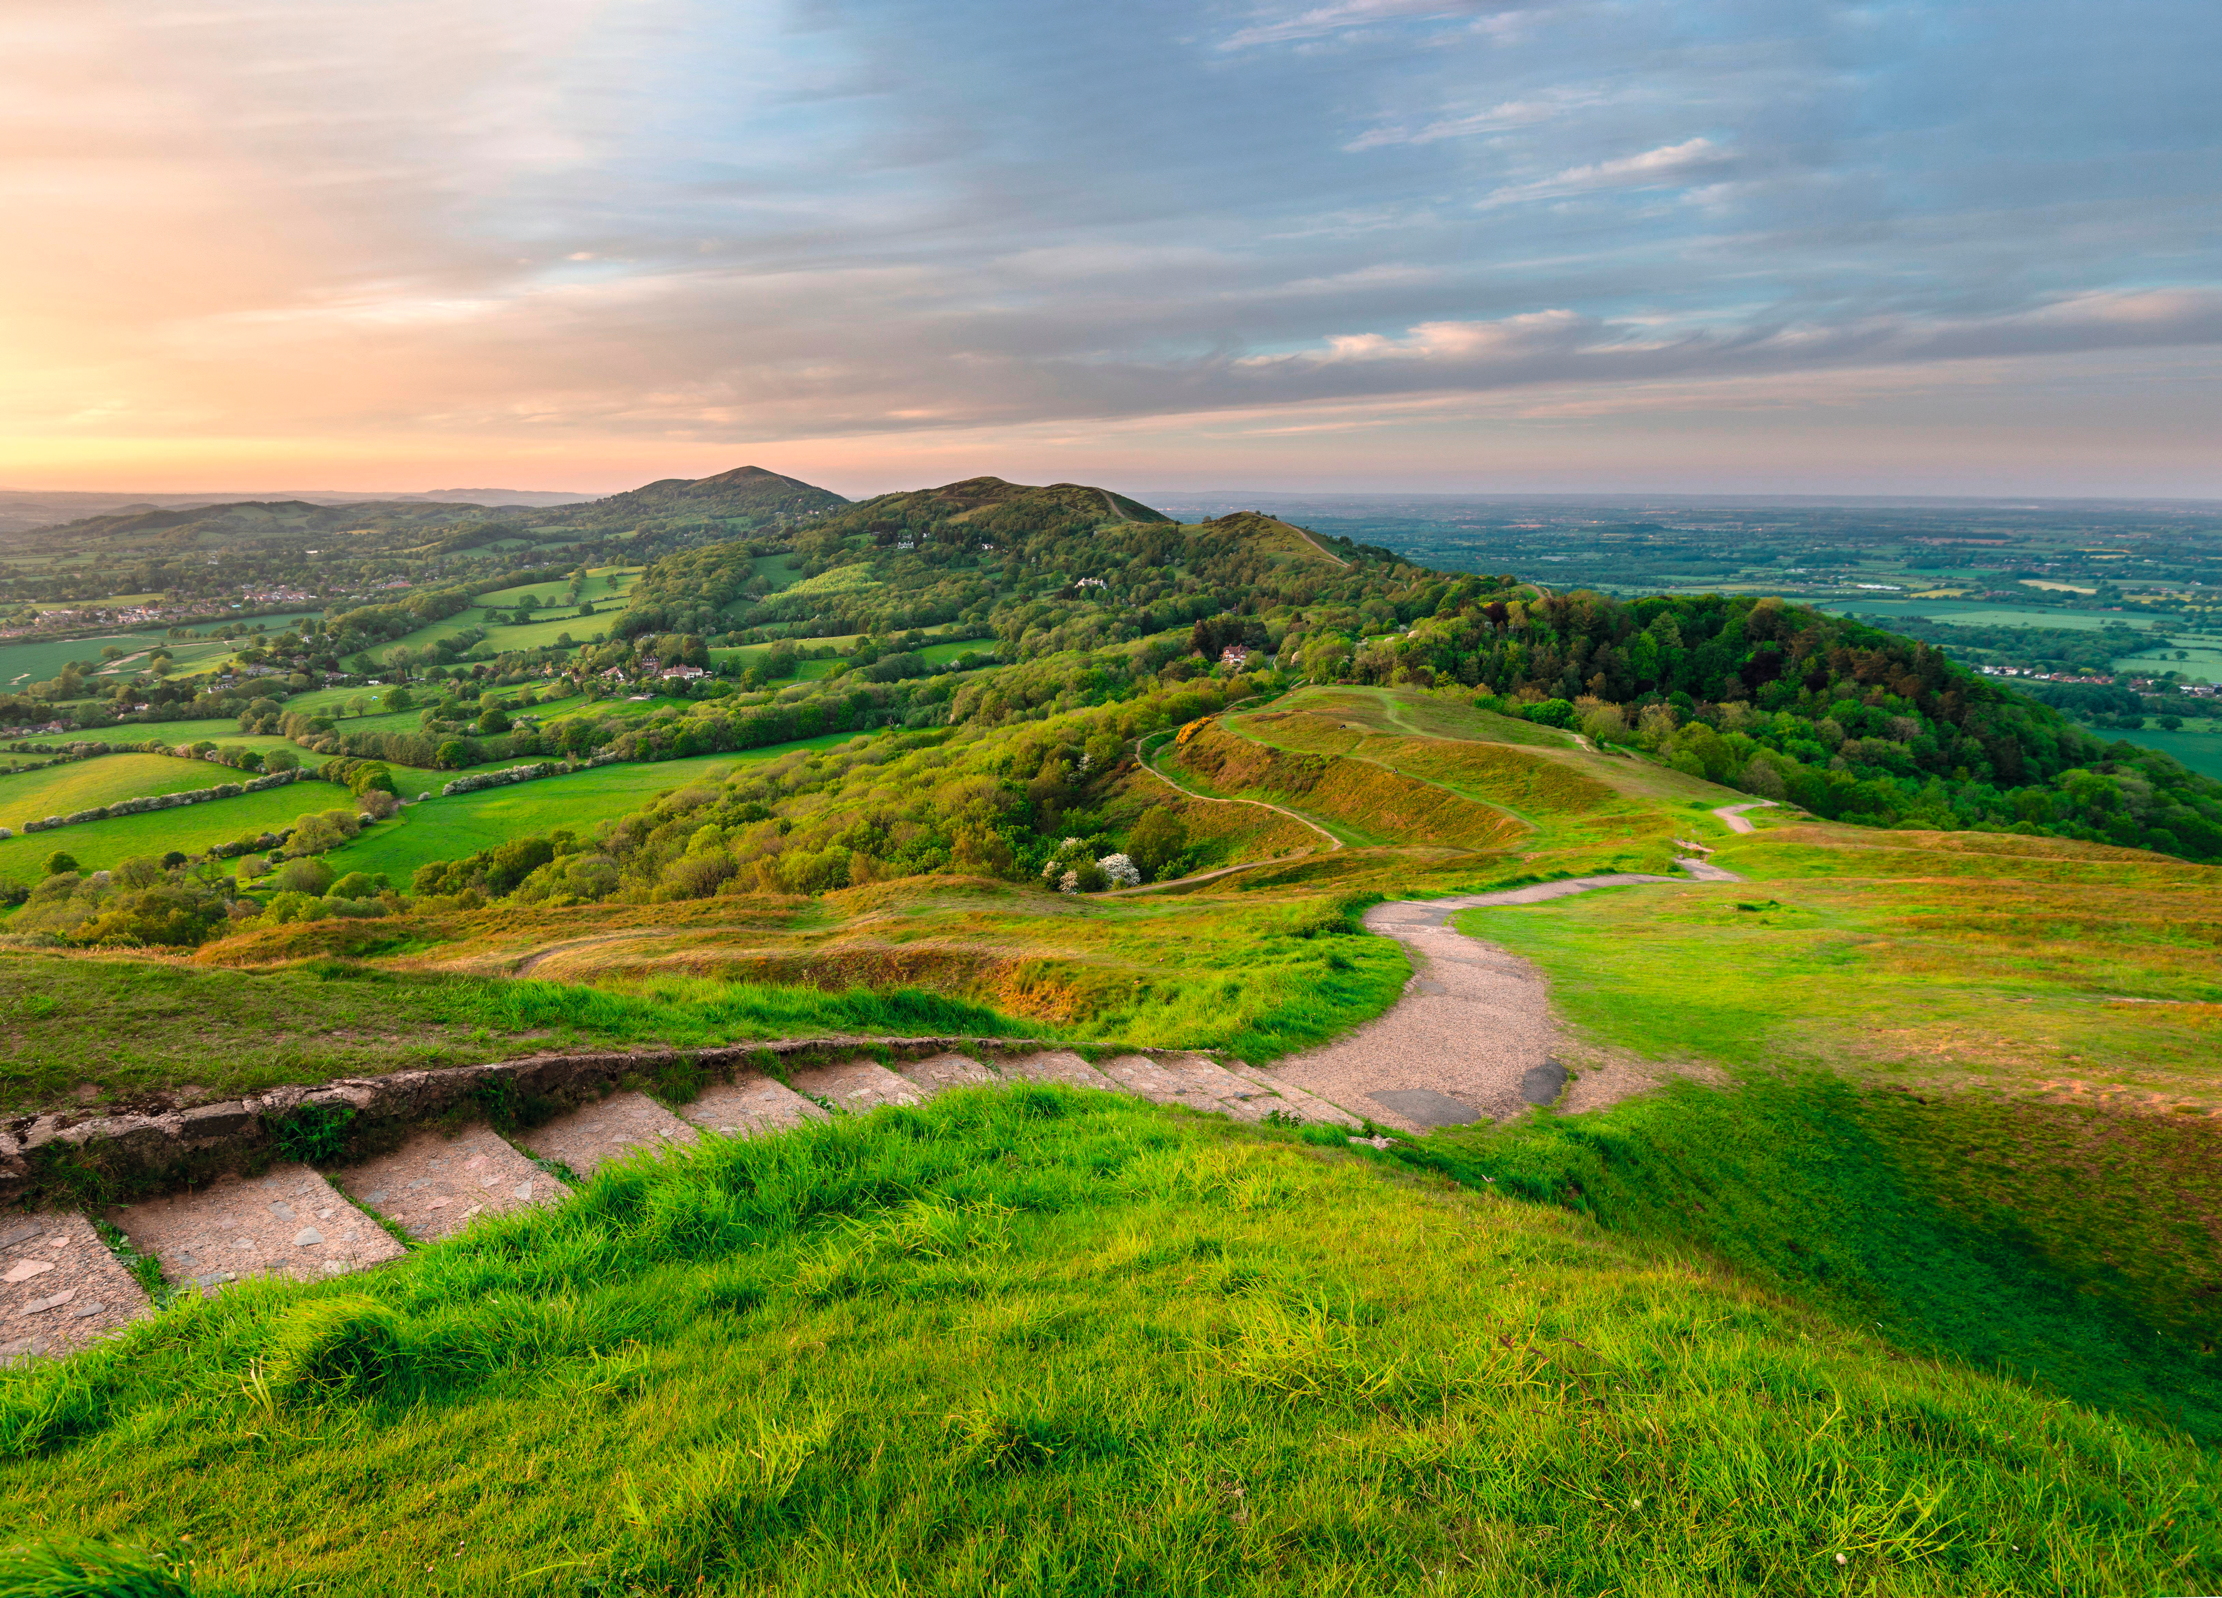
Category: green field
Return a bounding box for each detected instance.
[3,1089,2215,1595]
[1821,601,2139,631]
[320,735,877,881]
[2094,719,2222,779]
[0,786,382,888]
[0,753,244,832]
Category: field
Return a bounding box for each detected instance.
[0,786,388,888]
[0,754,240,833]
[1454,825,2222,1110]
[2100,720,2222,779]
[3,1089,2216,1595]
[0,613,325,688]
[318,736,878,882]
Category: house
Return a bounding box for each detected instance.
[660,664,708,682]
[1219,645,1255,670]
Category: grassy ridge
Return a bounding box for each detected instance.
[1453,865,2222,1106]
[3,1089,2215,1594]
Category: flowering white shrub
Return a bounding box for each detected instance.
[1057,870,1080,894]
[1096,853,1140,887]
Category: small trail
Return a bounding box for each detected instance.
[511,927,679,977]
[1105,734,1345,897]
[1273,866,1737,1133]
[1714,800,1779,834]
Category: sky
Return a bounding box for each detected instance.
[2,0,2218,498]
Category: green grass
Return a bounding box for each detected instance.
[0,756,239,832]
[3,1089,2215,1595]
[0,789,383,889]
[0,955,1041,1115]
[1393,1072,2222,1442]
[319,738,872,883]
[1449,862,2222,1104]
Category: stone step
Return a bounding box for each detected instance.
[510,1090,699,1177]
[1,1211,152,1366]
[897,1052,998,1094]
[786,1058,926,1115]
[110,1165,407,1291]
[681,1073,830,1138]
[1225,1064,1364,1128]
[333,1127,559,1242]
[1099,1053,1264,1117]
[994,1050,1117,1090]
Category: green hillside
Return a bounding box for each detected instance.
[3,1091,2214,1594]
[547,464,848,529]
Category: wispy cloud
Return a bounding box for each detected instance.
[0,0,2218,492]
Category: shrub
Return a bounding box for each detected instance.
[327,872,382,900]
[41,850,77,877]
[272,858,336,896]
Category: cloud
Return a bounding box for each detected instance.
[1,0,2219,492]
[1218,0,1519,51]
[1481,136,1736,204]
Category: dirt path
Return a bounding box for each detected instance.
[1105,734,1344,897]
[1714,800,1779,834]
[1271,867,1731,1132]
[511,927,678,977]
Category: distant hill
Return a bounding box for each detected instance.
[1,497,515,554]
[560,465,850,525]
[614,475,1385,643]
[828,476,1172,533]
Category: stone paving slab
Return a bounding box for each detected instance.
[681,1073,830,1138]
[1226,1064,1364,1128]
[1100,1054,1253,1116]
[111,1165,407,1290]
[511,1090,699,1176]
[897,1052,998,1094]
[786,1058,925,1115]
[995,1050,1116,1090]
[1,1212,152,1365]
[334,1128,558,1242]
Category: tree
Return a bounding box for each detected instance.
[1124,806,1188,881]
[435,739,470,769]
[271,857,335,895]
[381,686,415,713]
[42,850,78,878]
[344,695,371,718]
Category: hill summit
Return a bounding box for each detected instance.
[570,465,850,523]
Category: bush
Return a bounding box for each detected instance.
[327,872,382,900]
[1525,698,1576,729]
[41,850,77,877]
[272,858,336,896]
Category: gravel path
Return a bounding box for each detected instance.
[1713,801,1779,835]
[1271,866,1730,1133]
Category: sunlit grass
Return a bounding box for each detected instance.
[3,1088,2216,1595]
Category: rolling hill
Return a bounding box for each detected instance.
[550,464,850,528]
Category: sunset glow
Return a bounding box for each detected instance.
[5,0,2218,496]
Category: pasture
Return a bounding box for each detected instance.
[0,754,246,833]
[318,735,877,882]
[0,786,382,888]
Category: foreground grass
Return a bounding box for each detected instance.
[0,954,1044,1113]
[1391,1072,2222,1438]
[4,1089,2217,1595]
